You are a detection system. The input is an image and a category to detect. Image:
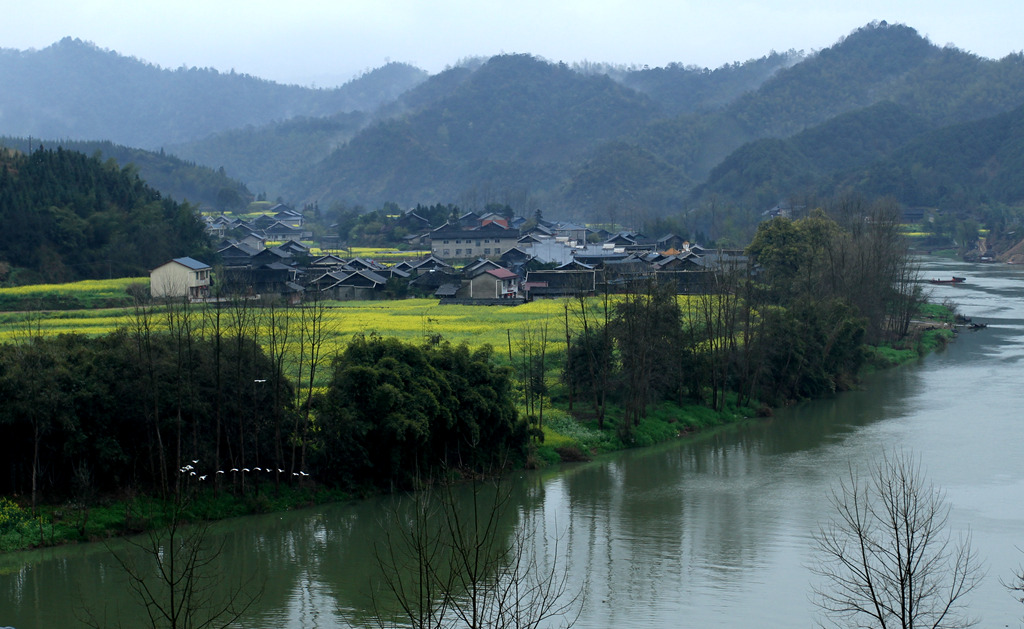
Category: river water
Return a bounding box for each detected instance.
[2,257,1023,628]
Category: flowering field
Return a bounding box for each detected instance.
[0,291,711,352]
[264,299,577,363]
[0,297,575,353]
[0,277,146,311]
[308,246,431,262]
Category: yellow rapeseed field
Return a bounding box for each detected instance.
[307,246,431,261]
[0,296,573,351]
[0,281,707,362]
[0,277,145,297]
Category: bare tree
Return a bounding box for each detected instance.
[86,494,261,629]
[566,279,612,429]
[515,321,550,430]
[260,295,293,488]
[129,287,170,494]
[689,268,739,412]
[812,450,982,629]
[291,288,333,475]
[369,474,582,629]
[1004,558,1024,621]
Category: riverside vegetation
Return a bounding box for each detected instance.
[0,196,953,552]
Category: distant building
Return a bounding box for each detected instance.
[150,257,212,300]
[428,222,519,260]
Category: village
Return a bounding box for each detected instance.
[150,203,749,304]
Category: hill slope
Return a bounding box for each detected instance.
[0,38,427,148]
[0,147,212,284]
[562,22,1024,221]
[285,54,663,207]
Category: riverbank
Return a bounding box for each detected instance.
[0,485,350,552]
[0,396,757,553]
[0,318,956,554]
[0,299,959,554]
[862,302,957,370]
[532,397,758,466]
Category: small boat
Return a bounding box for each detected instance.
[929,277,966,285]
[968,322,987,330]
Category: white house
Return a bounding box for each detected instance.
[150,257,212,299]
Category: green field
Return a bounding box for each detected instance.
[0,280,576,357]
[0,280,714,358]
[0,277,146,311]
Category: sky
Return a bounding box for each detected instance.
[2,0,1022,87]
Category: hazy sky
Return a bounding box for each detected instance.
[3,1,1022,87]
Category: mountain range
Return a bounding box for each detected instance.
[3,22,1024,239]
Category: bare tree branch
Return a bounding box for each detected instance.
[811,449,982,629]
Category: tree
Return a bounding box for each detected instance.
[812,450,982,629]
[1005,561,1024,619]
[370,473,581,629]
[312,335,524,490]
[85,494,261,629]
[610,279,681,434]
[514,322,550,429]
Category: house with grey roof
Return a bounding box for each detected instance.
[150,257,212,300]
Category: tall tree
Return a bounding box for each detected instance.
[812,450,981,629]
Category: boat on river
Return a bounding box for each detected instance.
[929,276,966,284]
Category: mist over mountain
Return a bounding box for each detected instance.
[0,38,427,148]
[167,112,369,200]
[842,102,1024,208]
[694,101,932,208]
[282,54,663,207]
[564,22,1024,224]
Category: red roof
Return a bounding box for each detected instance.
[486,267,517,280]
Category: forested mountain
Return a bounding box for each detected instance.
[282,54,663,208]
[694,96,1024,219]
[0,38,427,148]
[269,22,1024,228]
[1,137,254,210]
[615,51,802,115]
[694,101,932,208]
[840,102,1024,209]
[173,54,799,202]
[561,22,1024,224]
[0,147,212,285]
[167,112,368,199]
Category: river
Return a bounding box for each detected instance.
[1,257,1023,628]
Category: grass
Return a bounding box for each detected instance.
[0,484,349,552]
[532,394,757,466]
[863,302,956,370]
[0,277,147,311]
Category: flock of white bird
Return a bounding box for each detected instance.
[178,460,309,481]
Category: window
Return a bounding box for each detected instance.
[443,239,449,244]
[484,238,490,244]
[495,247,501,254]
[476,240,482,246]
[484,248,491,255]
[443,249,450,256]
[456,249,462,255]
[466,249,473,255]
